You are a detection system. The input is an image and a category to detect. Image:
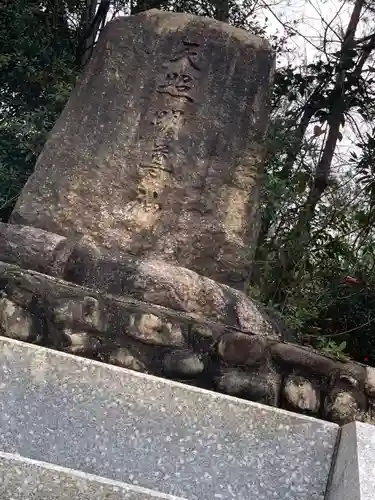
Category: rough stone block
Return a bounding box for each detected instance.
[0,240,284,339]
[217,331,267,366]
[0,222,66,275]
[0,452,187,500]
[283,375,320,413]
[162,349,205,377]
[324,388,367,425]
[326,421,375,500]
[63,244,281,336]
[215,368,281,406]
[11,9,274,289]
[0,337,338,500]
[270,341,365,382]
[365,366,375,397]
[0,260,283,361]
[0,297,36,341]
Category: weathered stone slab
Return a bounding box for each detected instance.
[63,240,281,336]
[327,421,375,500]
[0,222,67,275]
[0,260,276,350]
[0,452,187,500]
[11,9,274,289]
[0,337,339,500]
[0,230,287,338]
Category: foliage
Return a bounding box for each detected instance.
[251,0,375,364]
[0,0,78,219]
[315,339,349,362]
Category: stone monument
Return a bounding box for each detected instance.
[3,9,373,422]
[0,9,279,338]
[10,9,273,289]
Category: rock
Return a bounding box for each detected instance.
[336,373,360,388]
[53,296,101,330]
[163,349,204,377]
[270,342,365,381]
[217,332,266,367]
[0,298,36,342]
[329,368,364,390]
[324,389,366,425]
[64,247,282,338]
[0,262,235,350]
[367,398,375,421]
[108,348,147,372]
[283,375,320,413]
[0,223,67,276]
[365,366,375,397]
[0,229,284,339]
[216,369,280,406]
[11,9,273,291]
[189,324,215,339]
[270,342,338,376]
[64,329,101,356]
[0,262,373,425]
[127,312,186,346]
[0,9,277,341]
[216,370,252,395]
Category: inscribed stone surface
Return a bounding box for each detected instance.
[12,10,274,288]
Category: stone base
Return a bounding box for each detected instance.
[326,421,375,499]
[0,337,339,500]
[0,452,186,500]
[0,222,287,338]
[0,260,373,423]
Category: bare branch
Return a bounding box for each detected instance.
[258,0,322,53]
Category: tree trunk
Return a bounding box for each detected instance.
[254,0,368,300]
[292,0,365,240]
[76,0,110,68]
[272,0,367,298]
[213,0,231,22]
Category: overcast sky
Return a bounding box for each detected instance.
[259,0,370,64]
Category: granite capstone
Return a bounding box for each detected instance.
[356,422,375,499]
[0,452,188,500]
[327,421,375,500]
[0,337,339,500]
